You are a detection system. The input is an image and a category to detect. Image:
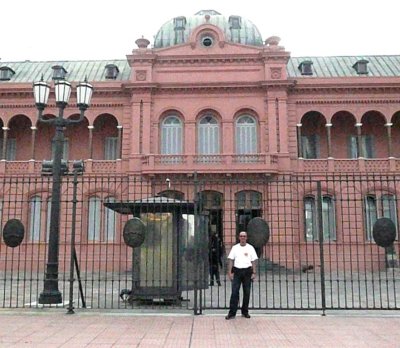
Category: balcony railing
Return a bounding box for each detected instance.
[0,159,121,175]
[298,158,397,173]
[1,157,399,175]
[141,154,279,174]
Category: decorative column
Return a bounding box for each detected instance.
[88,125,94,159]
[355,123,363,158]
[30,126,37,160]
[296,124,302,158]
[185,121,196,165]
[325,123,332,158]
[2,127,9,160]
[222,120,234,165]
[266,97,278,154]
[277,97,289,153]
[385,123,393,158]
[117,125,123,159]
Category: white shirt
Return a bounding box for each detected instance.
[228,243,258,269]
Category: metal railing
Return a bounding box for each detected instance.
[0,174,398,313]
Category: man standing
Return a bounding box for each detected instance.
[225,231,258,319]
[209,231,223,286]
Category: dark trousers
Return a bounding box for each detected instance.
[209,263,220,282]
[228,267,252,316]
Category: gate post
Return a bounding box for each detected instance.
[193,172,200,315]
[316,181,327,315]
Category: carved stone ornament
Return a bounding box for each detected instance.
[3,219,25,248]
[270,67,282,79]
[373,217,396,248]
[136,70,147,81]
[246,217,270,247]
[123,218,146,248]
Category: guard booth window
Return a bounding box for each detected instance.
[236,190,262,240]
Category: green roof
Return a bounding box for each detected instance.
[0,55,399,84]
[0,60,130,83]
[288,55,400,77]
[154,10,264,48]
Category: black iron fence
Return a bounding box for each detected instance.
[0,173,399,313]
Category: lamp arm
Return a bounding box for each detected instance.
[37,108,57,124]
[67,107,87,124]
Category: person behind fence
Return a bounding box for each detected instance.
[209,231,223,286]
[225,231,258,320]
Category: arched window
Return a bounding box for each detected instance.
[29,196,41,242]
[304,195,336,241]
[235,115,257,161]
[161,116,183,155]
[88,196,101,241]
[198,115,220,155]
[158,190,185,200]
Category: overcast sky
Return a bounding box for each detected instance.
[1,0,398,62]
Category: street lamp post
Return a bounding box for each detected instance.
[33,77,93,304]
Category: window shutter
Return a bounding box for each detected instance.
[6,138,17,160]
[29,196,41,241]
[88,197,101,241]
[104,137,118,160]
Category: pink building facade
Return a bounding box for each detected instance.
[0,9,400,273]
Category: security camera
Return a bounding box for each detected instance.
[166,178,171,188]
[166,178,170,183]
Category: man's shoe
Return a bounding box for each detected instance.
[225,315,235,320]
[217,280,221,286]
[209,281,214,286]
[242,313,251,318]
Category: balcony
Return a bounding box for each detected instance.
[0,160,122,176]
[298,158,398,173]
[141,154,279,174]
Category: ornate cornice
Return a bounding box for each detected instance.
[295,99,400,105]
[291,82,400,94]
[0,102,125,109]
[155,56,262,65]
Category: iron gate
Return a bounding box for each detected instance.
[0,174,399,312]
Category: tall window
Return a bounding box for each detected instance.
[301,135,320,159]
[161,116,183,163]
[88,196,117,242]
[236,190,262,234]
[104,197,116,241]
[229,15,241,43]
[104,137,118,160]
[381,194,398,239]
[0,138,17,160]
[364,194,398,241]
[304,197,316,241]
[349,135,374,158]
[29,196,41,241]
[235,115,257,160]
[88,196,101,241]
[198,115,220,157]
[304,195,336,241]
[364,195,377,240]
[174,16,186,44]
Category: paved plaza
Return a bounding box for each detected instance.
[0,309,399,347]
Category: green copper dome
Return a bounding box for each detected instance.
[154,10,264,48]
